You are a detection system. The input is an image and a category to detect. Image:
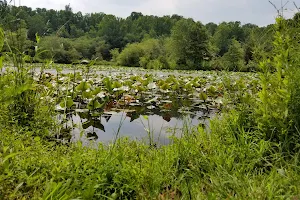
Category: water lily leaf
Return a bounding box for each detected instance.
[160,83,170,91]
[87,132,98,140]
[82,91,93,99]
[92,87,102,95]
[163,114,171,122]
[127,112,140,122]
[207,86,217,95]
[136,86,146,92]
[87,99,105,110]
[60,97,74,109]
[93,120,105,132]
[103,114,112,122]
[76,81,91,92]
[103,77,113,93]
[199,92,208,101]
[82,121,92,129]
[112,81,122,89]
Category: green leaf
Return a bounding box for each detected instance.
[112,81,122,89]
[87,99,105,110]
[199,92,208,101]
[35,33,41,44]
[207,86,217,95]
[60,97,74,109]
[82,91,93,99]
[76,81,91,92]
[103,77,113,93]
[93,120,105,132]
[0,27,3,52]
[92,87,102,95]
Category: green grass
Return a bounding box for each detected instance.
[1,112,300,199]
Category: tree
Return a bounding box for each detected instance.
[205,22,218,36]
[222,39,245,71]
[27,15,46,40]
[213,21,245,56]
[168,18,210,70]
[98,15,125,49]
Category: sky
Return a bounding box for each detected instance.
[19,0,299,26]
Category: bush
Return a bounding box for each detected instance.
[118,38,169,69]
[117,43,143,67]
[38,36,80,64]
[110,48,120,62]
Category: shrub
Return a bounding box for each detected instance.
[38,36,81,64]
[117,43,143,67]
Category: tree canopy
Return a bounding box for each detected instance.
[0,4,298,70]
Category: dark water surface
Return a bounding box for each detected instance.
[67,110,214,145]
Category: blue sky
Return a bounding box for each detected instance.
[20,0,299,26]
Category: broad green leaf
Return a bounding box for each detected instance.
[207,86,217,95]
[199,92,208,101]
[76,81,91,92]
[112,81,122,89]
[93,120,105,132]
[60,97,74,109]
[92,87,102,95]
[103,77,113,93]
[82,91,93,99]
[87,99,105,110]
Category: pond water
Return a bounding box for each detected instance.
[4,65,229,144]
[64,109,215,145]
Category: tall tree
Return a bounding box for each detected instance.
[222,39,245,71]
[169,18,210,69]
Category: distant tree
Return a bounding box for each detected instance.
[213,21,245,56]
[205,22,218,35]
[38,36,80,63]
[222,39,245,71]
[98,15,125,49]
[27,15,46,40]
[168,18,210,69]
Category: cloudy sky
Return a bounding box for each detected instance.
[19,0,299,26]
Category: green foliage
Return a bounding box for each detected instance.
[212,21,245,56]
[168,18,210,70]
[222,39,245,71]
[110,48,119,62]
[38,36,81,63]
[0,27,3,51]
[117,43,143,67]
[0,4,275,70]
[117,38,170,69]
[256,17,300,152]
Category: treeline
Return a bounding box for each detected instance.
[0,2,299,70]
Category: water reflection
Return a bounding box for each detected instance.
[70,110,214,145]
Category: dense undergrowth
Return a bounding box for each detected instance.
[1,16,300,200]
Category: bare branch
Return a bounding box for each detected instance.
[269,1,280,15]
[294,1,300,12]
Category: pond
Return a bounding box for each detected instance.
[7,65,258,145]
